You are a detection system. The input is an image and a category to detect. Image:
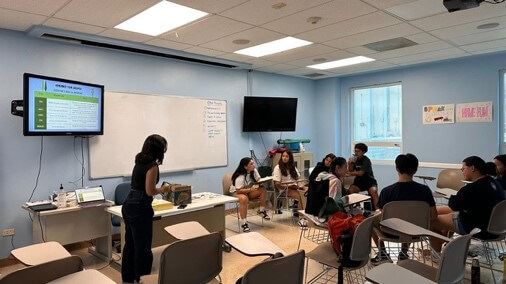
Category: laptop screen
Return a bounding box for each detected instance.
[75,186,105,204]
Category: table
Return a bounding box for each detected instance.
[22,201,113,261]
[106,192,237,251]
[365,263,436,284]
[46,269,116,284]
[11,241,71,266]
[164,221,209,240]
[225,232,286,256]
[341,193,370,207]
[380,218,451,242]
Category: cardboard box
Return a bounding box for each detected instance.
[163,185,192,205]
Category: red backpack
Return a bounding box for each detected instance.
[327,212,365,267]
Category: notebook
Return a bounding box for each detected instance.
[75,186,106,207]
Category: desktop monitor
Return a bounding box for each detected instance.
[23,73,104,136]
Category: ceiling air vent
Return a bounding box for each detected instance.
[363,37,417,52]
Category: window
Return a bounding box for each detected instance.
[502,70,506,153]
[351,83,402,161]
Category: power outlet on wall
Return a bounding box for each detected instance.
[2,228,15,236]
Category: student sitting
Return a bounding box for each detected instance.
[308,153,336,182]
[493,154,506,191]
[273,150,304,217]
[370,153,437,265]
[430,156,506,252]
[230,157,270,233]
[306,157,347,216]
[347,143,379,210]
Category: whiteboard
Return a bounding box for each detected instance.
[89,91,227,179]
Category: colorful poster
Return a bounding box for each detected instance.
[456,101,493,123]
[423,104,454,124]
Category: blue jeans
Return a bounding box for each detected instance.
[121,190,154,282]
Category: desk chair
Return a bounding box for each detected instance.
[305,215,375,284]
[140,232,223,284]
[111,182,130,227]
[297,210,329,250]
[436,169,465,191]
[396,228,480,284]
[222,172,263,232]
[0,255,82,284]
[10,241,71,266]
[343,176,373,210]
[238,250,305,284]
[375,201,431,263]
[472,199,506,283]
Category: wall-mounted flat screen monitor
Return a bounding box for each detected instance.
[23,73,104,136]
[243,96,297,132]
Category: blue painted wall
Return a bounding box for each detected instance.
[0,29,317,257]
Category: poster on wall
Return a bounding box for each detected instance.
[456,101,493,123]
[423,104,455,124]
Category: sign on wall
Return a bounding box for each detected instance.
[423,104,455,124]
[456,101,493,123]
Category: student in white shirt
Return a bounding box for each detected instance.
[273,150,304,216]
[230,157,270,232]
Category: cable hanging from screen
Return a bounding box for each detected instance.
[28,136,44,202]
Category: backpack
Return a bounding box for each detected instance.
[305,179,329,216]
[327,212,365,268]
[317,196,345,222]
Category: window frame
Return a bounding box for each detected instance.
[501,69,506,154]
[350,82,403,163]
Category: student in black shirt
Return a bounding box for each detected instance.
[121,135,174,283]
[493,154,506,191]
[430,156,505,253]
[371,153,437,265]
[309,153,336,182]
[347,143,379,210]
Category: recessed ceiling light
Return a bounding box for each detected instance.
[234,37,312,57]
[232,39,250,45]
[272,2,287,9]
[307,56,375,70]
[477,23,499,30]
[115,1,208,36]
[307,16,322,25]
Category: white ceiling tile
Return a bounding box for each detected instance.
[288,50,356,67]
[448,27,506,46]
[410,3,506,31]
[200,27,284,53]
[325,60,394,74]
[248,58,277,68]
[345,46,378,55]
[361,0,417,9]
[169,0,248,13]
[395,53,469,65]
[386,0,447,21]
[0,0,70,16]
[296,11,402,43]
[160,15,252,45]
[54,0,160,28]
[0,8,46,31]
[214,52,254,63]
[370,40,453,59]
[405,32,439,44]
[470,47,506,55]
[324,23,422,49]
[221,0,330,26]
[254,63,299,72]
[429,15,506,40]
[184,46,225,57]
[383,47,467,64]
[459,38,506,52]
[262,44,336,63]
[280,67,334,76]
[99,29,154,43]
[43,18,105,34]
[145,38,193,50]
[261,0,376,35]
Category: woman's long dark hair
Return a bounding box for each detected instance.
[321,153,336,164]
[231,157,256,186]
[278,150,298,180]
[135,134,167,165]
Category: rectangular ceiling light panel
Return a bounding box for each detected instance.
[308,56,375,70]
[234,37,312,57]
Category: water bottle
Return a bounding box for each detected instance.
[57,184,67,208]
[471,257,480,284]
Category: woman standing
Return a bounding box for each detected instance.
[230,157,270,232]
[273,150,304,216]
[122,134,173,283]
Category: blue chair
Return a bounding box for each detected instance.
[111,182,130,227]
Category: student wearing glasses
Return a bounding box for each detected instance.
[347,143,379,210]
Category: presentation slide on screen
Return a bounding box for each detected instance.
[28,78,102,132]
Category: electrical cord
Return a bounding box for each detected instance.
[37,214,46,242]
[483,0,505,3]
[28,136,44,202]
[10,235,15,250]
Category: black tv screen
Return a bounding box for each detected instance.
[243,96,297,132]
[23,73,104,136]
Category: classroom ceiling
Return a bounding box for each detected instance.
[1,0,506,79]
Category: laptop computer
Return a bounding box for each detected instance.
[75,186,106,207]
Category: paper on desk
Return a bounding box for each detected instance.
[25,200,52,207]
[435,188,457,197]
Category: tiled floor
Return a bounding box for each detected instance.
[0,212,504,283]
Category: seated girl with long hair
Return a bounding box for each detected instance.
[273,150,304,217]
